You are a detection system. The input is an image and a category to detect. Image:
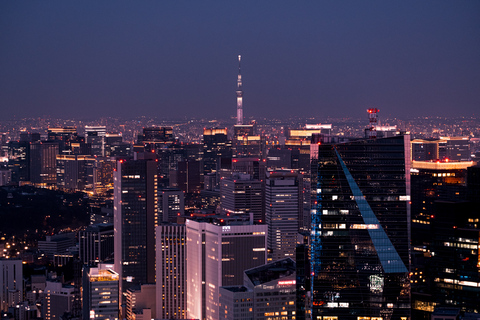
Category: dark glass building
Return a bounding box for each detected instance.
[203,128,231,177]
[310,135,411,319]
[114,158,158,294]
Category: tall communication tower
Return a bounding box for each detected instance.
[367,108,379,139]
[236,55,243,125]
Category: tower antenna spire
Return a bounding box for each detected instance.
[236,55,243,125]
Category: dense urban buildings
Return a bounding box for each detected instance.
[1,112,480,320]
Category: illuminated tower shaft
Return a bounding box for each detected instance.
[236,55,243,125]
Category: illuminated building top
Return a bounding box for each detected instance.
[204,128,227,136]
[411,160,475,170]
[89,268,119,282]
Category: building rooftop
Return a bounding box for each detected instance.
[221,286,249,293]
[432,307,461,316]
[245,258,295,286]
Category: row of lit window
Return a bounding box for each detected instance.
[412,219,430,225]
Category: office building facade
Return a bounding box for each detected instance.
[79,223,114,266]
[156,223,187,319]
[82,265,119,320]
[220,173,263,222]
[186,219,267,320]
[265,171,302,262]
[310,135,411,319]
[114,159,158,294]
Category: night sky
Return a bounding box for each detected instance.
[1,1,479,120]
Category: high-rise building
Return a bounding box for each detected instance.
[82,265,119,320]
[155,223,187,319]
[105,133,131,157]
[85,126,107,157]
[170,159,203,195]
[136,127,175,152]
[56,154,96,191]
[411,139,439,161]
[219,258,297,320]
[220,173,263,222]
[203,128,231,186]
[441,136,471,161]
[114,158,158,294]
[231,157,265,180]
[410,160,472,247]
[157,188,184,222]
[265,171,302,262]
[30,141,59,186]
[0,259,23,312]
[186,219,267,320]
[429,201,480,313]
[310,135,411,319]
[95,157,116,194]
[47,127,79,153]
[284,124,333,170]
[7,140,30,183]
[411,137,471,162]
[232,125,265,159]
[79,223,114,266]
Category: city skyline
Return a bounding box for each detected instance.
[1,1,479,120]
[1,2,480,319]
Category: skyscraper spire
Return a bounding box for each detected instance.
[236,54,243,125]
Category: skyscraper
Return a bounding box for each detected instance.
[156,223,187,319]
[186,219,267,320]
[79,223,114,266]
[114,158,158,294]
[85,126,107,157]
[220,173,264,222]
[265,171,302,262]
[203,127,231,186]
[157,187,184,222]
[30,141,59,186]
[310,135,411,319]
[7,140,31,183]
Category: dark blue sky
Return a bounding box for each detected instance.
[1,1,479,120]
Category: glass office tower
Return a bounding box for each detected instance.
[311,135,411,320]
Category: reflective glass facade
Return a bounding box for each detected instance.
[311,136,411,319]
[114,159,157,294]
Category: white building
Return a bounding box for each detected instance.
[186,219,267,320]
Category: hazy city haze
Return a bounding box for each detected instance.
[1,1,479,120]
